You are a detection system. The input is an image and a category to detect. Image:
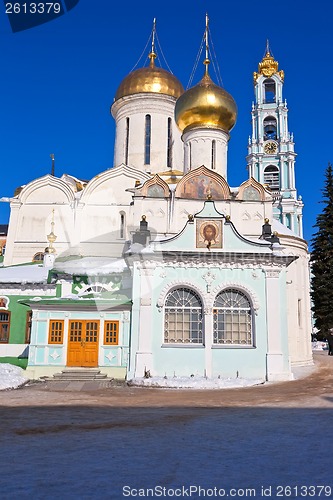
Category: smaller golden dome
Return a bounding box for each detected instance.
[115,53,184,101]
[175,73,237,133]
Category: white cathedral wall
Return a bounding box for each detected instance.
[281,236,313,366]
[5,203,75,265]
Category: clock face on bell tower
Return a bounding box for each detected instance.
[264,141,277,154]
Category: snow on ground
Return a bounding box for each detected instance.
[0,363,28,390]
[129,375,265,389]
[312,340,328,351]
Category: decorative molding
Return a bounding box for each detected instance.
[264,269,282,278]
[202,271,216,293]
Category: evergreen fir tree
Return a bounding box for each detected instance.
[311,162,333,340]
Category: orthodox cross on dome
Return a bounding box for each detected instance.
[148,18,157,68]
[204,12,210,75]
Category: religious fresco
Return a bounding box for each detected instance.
[147,184,166,198]
[178,175,226,199]
[196,220,223,249]
[0,297,9,309]
[242,185,261,201]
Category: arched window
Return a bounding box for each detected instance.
[0,311,10,343]
[285,213,291,229]
[211,140,216,170]
[263,78,276,103]
[32,252,44,262]
[125,117,130,165]
[144,114,151,165]
[120,212,126,239]
[263,116,277,140]
[264,165,280,190]
[167,117,173,168]
[164,288,203,344]
[213,289,253,345]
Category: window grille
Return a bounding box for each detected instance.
[164,288,203,344]
[213,289,252,345]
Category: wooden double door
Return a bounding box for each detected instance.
[67,320,99,367]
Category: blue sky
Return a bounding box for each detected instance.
[0,0,332,243]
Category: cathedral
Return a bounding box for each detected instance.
[0,22,312,383]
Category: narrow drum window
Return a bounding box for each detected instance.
[0,311,10,343]
[144,114,151,165]
[125,117,130,165]
[167,117,173,168]
[120,212,125,239]
[49,320,64,344]
[211,140,216,170]
[104,321,119,345]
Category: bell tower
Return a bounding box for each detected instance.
[246,43,303,237]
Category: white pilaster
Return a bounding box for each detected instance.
[264,268,292,381]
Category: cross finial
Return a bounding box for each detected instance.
[149,18,157,67]
[204,13,210,75]
[266,39,270,55]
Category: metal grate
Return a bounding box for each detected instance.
[164,288,203,344]
[213,289,252,345]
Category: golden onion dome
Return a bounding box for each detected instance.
[115,53,184,101]
[175,72,237,133]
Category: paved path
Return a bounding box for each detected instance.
[1,352,333,500]
[0,351,332,409]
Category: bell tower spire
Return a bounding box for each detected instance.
[246,44,304,237]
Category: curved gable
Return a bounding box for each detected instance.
[175,165,230,200]
[19,175,75,204]
[236,177,268,201]
[140,175,170,198]
[81,164,151,203]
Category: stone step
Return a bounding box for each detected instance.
[41,368,109,382]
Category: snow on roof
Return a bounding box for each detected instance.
[0,263,49,284]
[272,219,299,237]
[53,256,128,275]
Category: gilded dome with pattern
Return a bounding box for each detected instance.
[115,55,184,101]
[175,74,237,133]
